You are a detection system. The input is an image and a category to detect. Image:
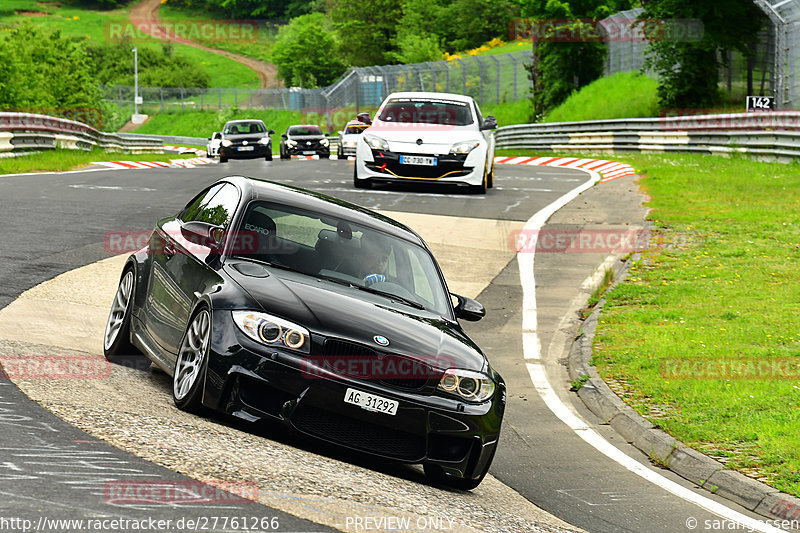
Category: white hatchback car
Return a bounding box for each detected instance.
[354,92,497,193]
[206,131,222,158]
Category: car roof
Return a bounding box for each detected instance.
[225,119,266,124]
[220,176,426,246]
[382,91,475,103]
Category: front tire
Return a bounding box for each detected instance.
[265,152,273,161]
[220,156,228,163]
[103,268,139,360]
[173,308,211,413]
[469,167,487,194]
[353,162,371,189]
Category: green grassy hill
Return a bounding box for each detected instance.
[543,72,659,123]
[0,0,259,88]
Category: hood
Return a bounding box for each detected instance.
[288,134,325,141]
[225,262,486,372]
[365,123,482,155]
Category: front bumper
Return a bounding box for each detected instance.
[356,146,485,187]
[203,313,504,480]
[285,142,330,157]
[220,144,271,159]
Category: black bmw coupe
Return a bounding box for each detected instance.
[103,176,505,489]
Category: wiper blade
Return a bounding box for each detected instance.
[355,285,426,310]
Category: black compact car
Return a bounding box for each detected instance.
[103,176,505,490]
[279,124,330,159]
[218,120,275,163]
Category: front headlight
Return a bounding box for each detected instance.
[364,134,389,151]
[344,140,357,148]
[320,138,329,147]
[221,139,232,147]
[286,140,297,148]
[258,137,271,145]
[232,311,310,354]
[449,140,481,155]
[437,368,495,403]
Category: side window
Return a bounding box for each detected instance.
[194,183,240,228]
[180,183,239,228]
[180,184,222,223]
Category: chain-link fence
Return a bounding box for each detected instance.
[602,3,799,109]
[102,50,534,116]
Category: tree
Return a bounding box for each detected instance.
[328,0,403,66]
[521,0,632,119]
[641,0,765,109]
[0,23,102,127]
[271,13,347,88]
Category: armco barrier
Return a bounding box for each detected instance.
[0,113,163,155]
[495,112,800,162]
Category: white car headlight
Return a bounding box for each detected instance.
[344,140,357,148]
[364,134,389,151]
[258,137,271,145]
[232,311,310,354]
[286,140,297,147]
[437,368,495,403]
[449,140,481,155]
[221,139,232,147]
[320,138,329,147]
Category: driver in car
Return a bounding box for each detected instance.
[359,233,391,286]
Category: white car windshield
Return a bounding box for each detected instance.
[377,98,474,126]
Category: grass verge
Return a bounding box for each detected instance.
[495,149,800,496]
[0,149,195,175]
[543,72,659,123]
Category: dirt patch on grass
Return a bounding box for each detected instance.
[15,10,50,16]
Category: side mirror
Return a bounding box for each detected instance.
[452,293,485,321]
[356,112,372,125]
[268,129,275,135]
[181,221,225,252]
[480,116,498,130]
[281,133,288,140]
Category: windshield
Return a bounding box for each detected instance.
[232,202,451,316]
[377,98,474,126]
[288,125,323,136]
[224,122,265,135]
[344,124,368,135]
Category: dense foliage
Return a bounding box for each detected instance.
[88,42,211,88]
[162,0,324,19]
[520,0,632,119]
[641,0,766,109]
[0,23,102,127]
[271,13,347,88]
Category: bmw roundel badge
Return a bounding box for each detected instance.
[373,335,390,347]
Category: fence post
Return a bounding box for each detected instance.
[455,58,466,95]
[478,57,484,104]
[234,88,237,107]
[160,87,164,112]
[510,54,518,101]
[489,55,501,103]
[180,87,185,111]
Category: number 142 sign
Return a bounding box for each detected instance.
[746,96,775,112]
